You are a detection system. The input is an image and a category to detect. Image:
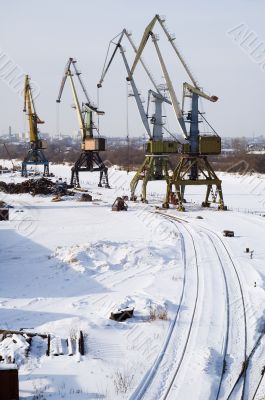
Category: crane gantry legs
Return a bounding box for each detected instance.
[130,154,172,203]
[70,150,109,188]
[164,155,226,211]
[21,147,49,177]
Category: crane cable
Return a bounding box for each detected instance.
[97,86,100,132]
[56,102,60,139]
[126,81,130,173]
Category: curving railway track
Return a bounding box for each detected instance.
[130,210,252,400]
[129,213,199,400]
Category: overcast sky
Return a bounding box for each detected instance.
[0,0,264,139]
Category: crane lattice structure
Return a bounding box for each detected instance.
[128,15,226,211]
[98,29,179,202]
[22,75,49,177]
[57,58,109,188]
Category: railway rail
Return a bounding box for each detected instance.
[161,216,200,400]
[129,213,199,400]
[155,211,248,400]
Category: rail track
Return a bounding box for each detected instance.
[154,211,248,400]
[205,223,265,400]
[200,225,247,400]
[161,215,200,400]
[129,213,199,400]
[203,233,230,400]
[128,209,263,400]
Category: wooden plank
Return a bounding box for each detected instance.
[0,329,47,339]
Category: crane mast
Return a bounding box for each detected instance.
[56,58,109,188]
[147,89,171,140]
[22,75,49,177]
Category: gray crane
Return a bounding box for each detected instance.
[98,29,180,202]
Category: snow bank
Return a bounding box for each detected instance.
[52,240,179,275]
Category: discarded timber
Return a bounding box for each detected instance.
[78,331,85,356]
[0,329,47,339]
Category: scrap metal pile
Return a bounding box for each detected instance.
[0,178,67,196]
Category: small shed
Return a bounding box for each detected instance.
[0,363,19,400]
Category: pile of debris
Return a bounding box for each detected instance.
[112,197,128,211]
[0,178,69,197]
[0,328,86,364]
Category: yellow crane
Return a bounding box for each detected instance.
[22,75,49,176]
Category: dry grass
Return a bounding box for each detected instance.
[148,303,168,321]
[113,369,134,395]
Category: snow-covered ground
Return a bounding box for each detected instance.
[0,160,265,399]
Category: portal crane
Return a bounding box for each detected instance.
[128,15,226,211]
[22,75,49,177]
[98,30,180,202]
[57,58,109,188]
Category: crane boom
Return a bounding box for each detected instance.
[120,46,152,138]
[129,15,198,88]
[183,82,218,102]
[128,16,218,139]
[57,58,104,142]
[98,29,161,95]
[71,60,93,107]
[68,73,87,140]
[127,21,188,137]
[151,34,187,136]
[57,58,87,140]
[23,75,44,143]
[56,58,73,103]
[156,15,198,88]
[98,30,125,88]
[98,32,152,138]
[124,30,160,94]
[129,16,157,78]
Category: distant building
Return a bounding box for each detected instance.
[39,132,50,140]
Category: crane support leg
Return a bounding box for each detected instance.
[21,148,49,177]
[70,150,109,188]
[141,157,155,203]
[130,155,172,203]
[203,185,212,207]
[166,155,226,211]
